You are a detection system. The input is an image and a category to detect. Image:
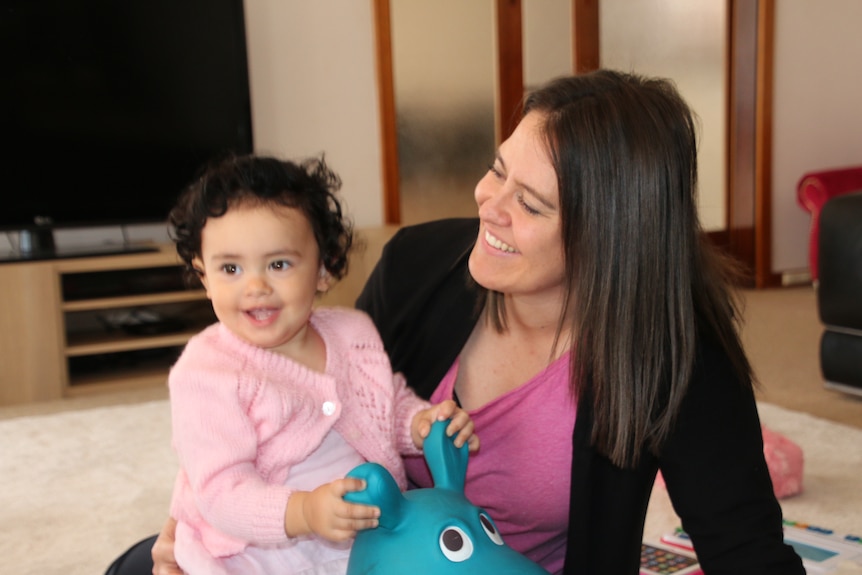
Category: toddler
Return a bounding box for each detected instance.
[166,154,477,574]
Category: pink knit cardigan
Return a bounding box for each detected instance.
[168,307,429,557]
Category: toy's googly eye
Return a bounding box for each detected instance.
[439,526,474,562]
[479,513,504,545]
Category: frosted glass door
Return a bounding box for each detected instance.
[390,0,496,225]
[600,0,728,232]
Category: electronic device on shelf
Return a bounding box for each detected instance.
[1,0,253,259]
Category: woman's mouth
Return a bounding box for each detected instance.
[485,229,517,253]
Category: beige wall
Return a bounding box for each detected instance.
[244,0,384,228]
[253,0,860,276]
[771,0,862,274]
[255,0,862,275]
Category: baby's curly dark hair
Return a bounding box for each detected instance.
[169,153,354,285]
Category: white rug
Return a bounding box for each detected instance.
[1,400,860,575]
[0,400,176,575]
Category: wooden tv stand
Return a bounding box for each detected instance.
[0,244,213,406]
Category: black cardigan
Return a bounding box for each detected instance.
[356,218,804,574]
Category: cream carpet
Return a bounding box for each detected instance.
[1,400,860,575]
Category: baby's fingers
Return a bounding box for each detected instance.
[335,477,368,497]
[434,399,459,421]
[445,410,477,447]
[331,478,380,521]
[332,498,380,537]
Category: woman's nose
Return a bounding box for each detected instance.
[475,174,510,224]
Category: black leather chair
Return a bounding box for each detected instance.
[817,190,862,396]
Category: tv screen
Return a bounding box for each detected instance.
[0,0,253,234]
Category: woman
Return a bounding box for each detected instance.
[107,70,803,574]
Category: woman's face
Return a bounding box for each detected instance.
[468,111,566,300]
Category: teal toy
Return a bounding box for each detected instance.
[343,420,549,574]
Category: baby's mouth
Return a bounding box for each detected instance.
[246,307,277,321]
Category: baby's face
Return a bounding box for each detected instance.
[194,203,327,360]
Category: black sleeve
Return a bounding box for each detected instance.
[659,340,805,574]
[356,218,481,399]
[103,536,156,575]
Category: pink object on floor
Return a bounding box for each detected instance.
[655,425,804,499]
[761,425,804,499]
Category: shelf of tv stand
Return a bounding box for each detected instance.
[65,328,204,357]
[66,365,180,397]
[62,289,207,313]
[0,243,213,406]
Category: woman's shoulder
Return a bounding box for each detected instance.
[385,218,478,257]
[371,218,478,295]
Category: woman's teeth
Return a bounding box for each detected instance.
[485,230,516,253]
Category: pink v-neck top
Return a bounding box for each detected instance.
[403,353,576,575]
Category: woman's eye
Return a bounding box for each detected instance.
[516,193,541,216]
[487,163,504,179]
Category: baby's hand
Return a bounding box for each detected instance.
[411,399,479,452]
[287,478,380,542]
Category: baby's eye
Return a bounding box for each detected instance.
[269,260,292,271]
[220,263,240,275]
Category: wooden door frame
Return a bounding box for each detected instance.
[372,0,524,224]
[372,0,400,225]
[726,0,777,287]
[373,0,777,287]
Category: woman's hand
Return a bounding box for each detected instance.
[411,399,480,452]
[285,478,380,542]
[151,516,184,575]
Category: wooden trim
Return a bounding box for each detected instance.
[372,0,401,225]
[0,262,66,404]
[495,0,524,142]
[572,0,599,73]
[755,0,780,287]
[726,0,758,287]
[724,0,734,234]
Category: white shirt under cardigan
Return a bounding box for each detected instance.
[168,308,429,573]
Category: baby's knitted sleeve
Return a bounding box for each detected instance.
[392,371,430,456]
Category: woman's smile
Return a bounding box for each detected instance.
[484,229,518,253]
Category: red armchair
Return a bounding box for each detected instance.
[796,166,862,280]
[797,165,862,396]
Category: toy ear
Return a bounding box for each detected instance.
[424,419,468,493]
[344,462,403,530]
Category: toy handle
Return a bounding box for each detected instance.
[344,462,401,530]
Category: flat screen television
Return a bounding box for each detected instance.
[1,0,253,259]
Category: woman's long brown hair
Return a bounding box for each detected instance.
[487,70,752,468]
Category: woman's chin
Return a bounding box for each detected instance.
[468,252,508,292]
